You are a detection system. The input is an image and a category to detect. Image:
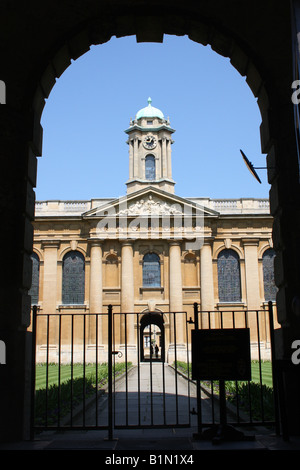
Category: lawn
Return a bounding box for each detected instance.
[34,362,131,427]
[175,360,273,387]
[35,362,112,390]
[175,360,275,422]
[250,360,273,388]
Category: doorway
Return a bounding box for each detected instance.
[140,312,165,362]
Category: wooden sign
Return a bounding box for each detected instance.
[192,329,251,381]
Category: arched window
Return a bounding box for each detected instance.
[145,155,156,180]
[262,248,277,301]
[29,252,40,305]
[143,253,161,287]
[217,249,241,302]
[62,251,85,304]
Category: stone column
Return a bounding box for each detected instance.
[200,242,215,328]
[89,241,103,344]
[42,241,60,315]
[128,139,133,179]
[121,241,135,345]
[169,241,184,344]
[242,239,261,340]
[41,241,60,362]
[167,139,172,179]
[161,137,167,178]
[242,239,261,311]
[133,137,139,179]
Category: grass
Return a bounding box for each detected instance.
[175,360,275,423]
[249,360,273,388]
[34,362,131,426]
[35,363,111,390]
[175,360,273,387]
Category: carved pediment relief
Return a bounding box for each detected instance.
[118,195,183,216]
[82,187,219,220]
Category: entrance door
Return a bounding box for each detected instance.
[140,312,165,362]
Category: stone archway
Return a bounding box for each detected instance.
[140,312,165,363]
[1,2,300,440]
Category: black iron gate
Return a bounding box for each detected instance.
[189,301,279,439]
[31,307,193,438]
[30,303,279,439]
[110,309,192,432]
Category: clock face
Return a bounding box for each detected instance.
[143,135,157,149]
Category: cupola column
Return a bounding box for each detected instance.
[129,139,133,179]
[161,137,167,178]
[133,137,139,179]
[167,139,172,179]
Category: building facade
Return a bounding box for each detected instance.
[30,100,277,363]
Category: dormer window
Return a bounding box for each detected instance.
[147,120,153,125]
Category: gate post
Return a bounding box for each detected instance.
[30,305,37,440]
[107,304,113,440]
[268,300,284,437]
[193,302,202,438]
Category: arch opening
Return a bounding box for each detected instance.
[140,312,165,362]
[35,32,269,202]
[2,3,300,442]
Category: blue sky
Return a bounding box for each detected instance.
[37,34,269,202]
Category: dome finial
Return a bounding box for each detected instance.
[135,98,164,120]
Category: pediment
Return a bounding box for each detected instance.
[82,186,219,219]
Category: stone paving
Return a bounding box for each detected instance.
[1,362,300,451]
[77,362,214,429]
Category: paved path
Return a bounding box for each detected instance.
[80,362,214,429]
[3,363,286,450]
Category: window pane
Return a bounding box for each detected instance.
[217,249,241,302]
[145,155,155,180]
[143,253,160,287]
[62,251,85,304]
[29,252,39,305]
[262,248,277,301]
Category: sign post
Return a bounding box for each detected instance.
[192,328,253,443]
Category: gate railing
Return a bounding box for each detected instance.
[30,302,279,439]
[30,307,192,439]
[188,301,279,434]
[110,310,191,430]
[31,309,111,434]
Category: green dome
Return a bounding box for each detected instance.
[136,97,164,120]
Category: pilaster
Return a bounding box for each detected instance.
[200,241,215,317]
[121,241,135,345]
[41,240,60,315]
[169,241,184,344]
[242,238,261,311]
[89,240,103,344]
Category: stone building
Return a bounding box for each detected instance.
[3,1,300,441]
[30,100,277,363]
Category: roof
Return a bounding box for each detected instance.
[136,97,164,120]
